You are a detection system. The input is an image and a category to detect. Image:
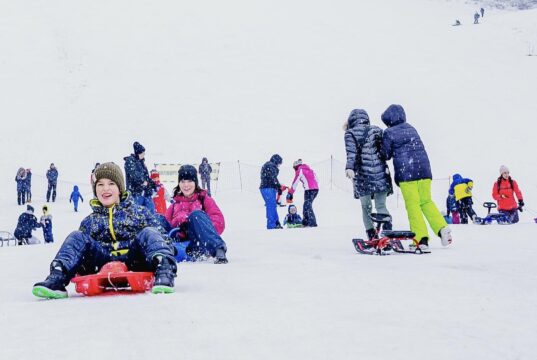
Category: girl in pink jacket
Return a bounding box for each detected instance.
[287,159,319,227]
[165,165,228,264]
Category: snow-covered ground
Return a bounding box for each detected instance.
[1,0,536,359]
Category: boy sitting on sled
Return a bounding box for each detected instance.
[32,162,177,299]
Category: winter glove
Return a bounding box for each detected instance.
[286,193,293,203]
[346,169,355,179]
[518,200,524,212]
[466,186,473,194]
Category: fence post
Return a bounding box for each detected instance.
[237,160,243,192]
[330,155,333,190]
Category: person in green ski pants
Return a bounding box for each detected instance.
[380,104,452,251]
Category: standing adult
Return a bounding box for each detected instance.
[344,109,393,240]
[90,162,100,185]
[15,167,27,205]
[474,11,480,24]
[46,163,58,202]
[287,159,319,227]
[492,165,524,224]
[124,141,156,213]
[380,104,452,251]
[198,157,213,197]
[259,154,283,229]
[480,7,485,18]
[24,168,32,203]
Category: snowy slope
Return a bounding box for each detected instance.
[1,0,536,359]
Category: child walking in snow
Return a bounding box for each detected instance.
[32,162,177,299]
[448,174,477,224]
[380,104,452,251]
[150,170,171,216]
[492,165,524,224]
[445,194,460,224]
[69,185,84,212]
[283,204,303,228]
[166,165,228,264]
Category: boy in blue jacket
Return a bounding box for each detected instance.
[32,162,177,299]
[69,185,84,212]
[283,204,303,228]
[40,205,54,243]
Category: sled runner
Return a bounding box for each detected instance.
[473,202,510,225]
[352,213,430,255]
[71,261,154,296]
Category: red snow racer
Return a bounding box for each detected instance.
[71,261,154,296]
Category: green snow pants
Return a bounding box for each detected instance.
[399,179,447,241]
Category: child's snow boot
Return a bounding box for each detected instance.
[152,255,177,294]
[32,261,68,299]
[214,248,228,264]
[439,227,452,246]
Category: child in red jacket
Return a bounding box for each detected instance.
[150,170,170,215]
[492,165,524,223]
[165,165,228,264]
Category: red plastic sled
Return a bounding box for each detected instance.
[71,261,154,296]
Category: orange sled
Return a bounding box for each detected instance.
[71,261,154,296]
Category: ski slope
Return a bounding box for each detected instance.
[1,0,536,359]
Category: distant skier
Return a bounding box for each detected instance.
[344,109,393,241]
[15,167,27,205]
[46,163,58,202]
[283,204,303,228]
[452,19,461,26]
[124,141,156,213]
[380,104,452,251]
[492,165,524,224]
[198,157,213,197]
[474,11,480,24]
[448,174,477,224]
[14,205,42,245]
[40,205,54,243]
[480,7,485,18]
[259,154,283,229]
[69,185,84,212]
[286,159,319,227]
[24,168,32,203]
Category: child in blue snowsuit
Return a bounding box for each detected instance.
[69,185,84,212]
[40,205,54,243]
[283,204,303,228]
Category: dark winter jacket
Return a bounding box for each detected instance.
[79,193,168,255]
[345,109,393,198]
[380,105,432,185]
[15,169,27,192]
[124,154,154,197]
[199,159,212,180]
[70,185,84,203]
[40,214,53,242]
[446,194,457,216]
[14,211,41,240]
[23,170,32,191]
[46,168,58,184]
[259,155,282,190]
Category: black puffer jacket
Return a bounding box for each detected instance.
[344,109,393,198]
